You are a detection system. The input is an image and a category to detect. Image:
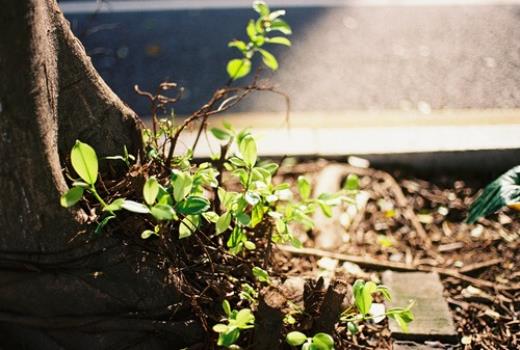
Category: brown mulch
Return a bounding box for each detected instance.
[272,160,519,350]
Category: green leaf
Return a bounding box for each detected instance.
[253,1,269,16]
[176,196,210,215]
[203,211,220,223]
[227,58,251,80]
[343,174,360,191]
[217,328,240,347]
[222,299,232,317]
[312,333,334,350]
[258,49,278,70]
[141,229,158,239]
[228,40,248,52]
[211,127,232,141]
[103,198,125,212]
[216,211,232,235]
[60,186,84,208]
[239,135,257,167]
[235,308,255,327]
[179,215,200,239]
[245,191,261,206]
[318,201,333,218]
[252,266,270,283]
[172,171,193,202]
[250,204,264,228]
[286,331,307,346]
[212,323,228,333]
[347,321,359,334]
[261,162,279,175]
[244,240,256,250]
[297,176,312,200]
[70,140,98,185]
[95,215,115,235]
[122,200,150,214]
[150,204,177,221]
[265,36,291,46]
[268,19,292,35]
[246,19,258,41]
[143,177,159,206]
[467,165,520,223]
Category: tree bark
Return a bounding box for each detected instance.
[0,1,202,348]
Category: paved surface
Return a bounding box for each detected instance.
[61,1,520,116]
[382,271,458,342]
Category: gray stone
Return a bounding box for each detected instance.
[382,271,458,343]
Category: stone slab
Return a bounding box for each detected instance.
[382,271,458,343]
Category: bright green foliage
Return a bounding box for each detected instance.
[60,186,84,208]
[341,279,414,334]
[227,0,292,80]
[286,331,335,350]
[467,165,520,223]
[70,140,98,185]
[252,266,270,283]
[213,300,255,348]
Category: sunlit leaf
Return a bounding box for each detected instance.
[239,134,257,167]
[176,196,210,215]
[60,186,84,208]
[103,198,125,212]
[266,36,291,46]
[71,140,98,185]
[227,58,251,80]
[143,177,159,206]
[286,331,307,346]
[259,49,278,70]
[122,200,150,214]
[150,204,177,221]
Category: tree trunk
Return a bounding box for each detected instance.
[0,1,203,348]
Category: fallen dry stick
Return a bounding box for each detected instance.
[277,245,520,291]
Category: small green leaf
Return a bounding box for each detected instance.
[297,176,312,200]
[318,201,333,218]
[172,171,193,202]
[212,324,228,333]
[344,174,360,191]
[176,196,210,215]
[286,331,307,346]
[258,49,278,70]
[252,266,270,283]
[122,200,150,214]
[143,177,159,206]
[141,229,158,239]
[203,211,219,223]
[235,308,255,327]
[244,241,256,250]
[60,186,84,208]
[95,215,115,235]
[150,204,177,221]
[268,19,292,35]
[312,333,334,350]
[216,211,232,235]
[347,321,359,334]
[217,328,240,347]
[228,40,248,52]
[245,191,261,206]
[211,127,232,141]
[268,10,286,20]
[179,215,199,239]
[103,198,125,212]
[70,140,98,185]
[227,58,251,80]
[239,135,257,167]
[253,1,269,16]
[266,36,291,46]
[246,19,258,41]
[222,299,232,317]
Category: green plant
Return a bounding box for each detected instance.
[286,331,335,350]
[227,0,291,80]
[212,300,255,348]
[467,165,520,223]
[340,279,415,334]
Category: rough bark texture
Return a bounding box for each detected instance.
[0,1,202,348]
[312,279,350,335]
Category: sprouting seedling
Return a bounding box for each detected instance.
[286,331,335,350]
[227,0,292,80]
[340,279,415,334]
[60,140,126,233]
[212,300,255,348]
[105,145,135,167]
